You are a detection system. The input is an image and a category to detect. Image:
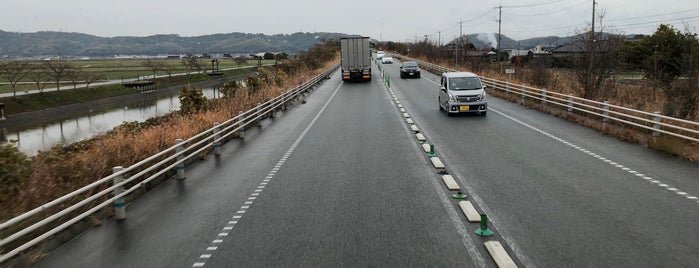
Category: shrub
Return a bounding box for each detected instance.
[0,144,32,205]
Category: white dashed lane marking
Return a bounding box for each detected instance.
[490,108,698,205]
[191,80,344,267]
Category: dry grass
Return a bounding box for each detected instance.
[3,56,339,221]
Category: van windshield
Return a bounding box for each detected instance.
[449,77,482,90]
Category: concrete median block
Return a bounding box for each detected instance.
[484,241,518,268]
[398,104,404,108]
[410,125,419,133]
[400,108,407,113]
[416,133,426,141]
[458,201,480,222]
[441,175,460,190]
[430,157,445,169]
[422,144,431,153]
[406,118,414,124]
[402,113,410,118]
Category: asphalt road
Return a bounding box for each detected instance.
[32,68,498,267]
[29,60,699,268]
[383,59,699,267]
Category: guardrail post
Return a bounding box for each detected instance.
[213,122,221,156]
[520,85,526,105]
[541,88,547,104]
[112,166,126,220]
[653,111,661,137]
[567,95,574,112]
[505,81,510,94]
[0,103,5,120]
[175,139,186,180]
[256,103,262,124]
[237,111,245,139]
[603,101,610,124]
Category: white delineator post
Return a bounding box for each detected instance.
[653,111,661,137]
[213,122,221,156]
[175,139,185,180]
[112,166,126,220]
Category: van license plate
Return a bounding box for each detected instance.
[459,106,470,111]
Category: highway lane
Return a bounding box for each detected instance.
[32,69,496,267]
[384,59,699,267]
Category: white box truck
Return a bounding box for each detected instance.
[340,37,371,81]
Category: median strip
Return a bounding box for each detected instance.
[441,175,460,190]
[484,241,518,268]
[410,125,419,133]
[416,133,426,141]
[422,144,431,153]
[430,157,445,169]
[458,201,481,222]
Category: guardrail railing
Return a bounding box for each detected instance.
[0,62,340,263]
[392,54,699,143]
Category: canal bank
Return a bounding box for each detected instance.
[0,73,252,131]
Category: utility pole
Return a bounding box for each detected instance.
[497,5,503,73]
[438,31,441,47]
[588,0,596,88]
[457,20,463,66]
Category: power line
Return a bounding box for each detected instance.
[504,0,588,17]
[606,9,699,22]
[501,0,566,8]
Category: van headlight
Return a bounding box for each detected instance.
[448,93,455,102]
[479,93,486,101]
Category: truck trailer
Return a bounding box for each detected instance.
[340,37,371,81]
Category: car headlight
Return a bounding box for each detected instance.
[448,93,455,102]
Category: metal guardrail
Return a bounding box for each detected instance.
[0,62,340,263]
[393,54,699,143]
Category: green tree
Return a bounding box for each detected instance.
[178,87,209,114]
[641,24,685,84]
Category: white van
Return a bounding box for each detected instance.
[438,72,487,116]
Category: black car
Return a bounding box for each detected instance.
[399,61,421,78]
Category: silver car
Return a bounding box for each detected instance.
[438,72,487,116]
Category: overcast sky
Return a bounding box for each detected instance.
[1,0,697,42]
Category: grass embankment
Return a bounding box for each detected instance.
[0,68,253,115]
[405,56,699,162]
[1,39,339,228]
[0,59,275,94]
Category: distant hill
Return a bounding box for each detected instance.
[458,33,640,50]
[0,30,359,57]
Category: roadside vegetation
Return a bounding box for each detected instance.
[380,23,699,161]
[0,40,339,229]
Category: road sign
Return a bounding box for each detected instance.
[505,68,515,74]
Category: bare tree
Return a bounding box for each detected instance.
[142,58,166,79]
[27,64,49,93]
[162,62,176,78]
[234,57,247,69]
[67,68,82,89]
[572,13,624,99]
[43,59,75,92]
[182,56,202,75]
[82,72,106,90]
[0,61,31,96]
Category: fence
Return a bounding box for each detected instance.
[0,62,339,263]
[393,54,699,143]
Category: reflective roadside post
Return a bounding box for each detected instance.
[112,166,126,220]
[213,122,221,156]
[0,103,5,120]
[175,139,185,180]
